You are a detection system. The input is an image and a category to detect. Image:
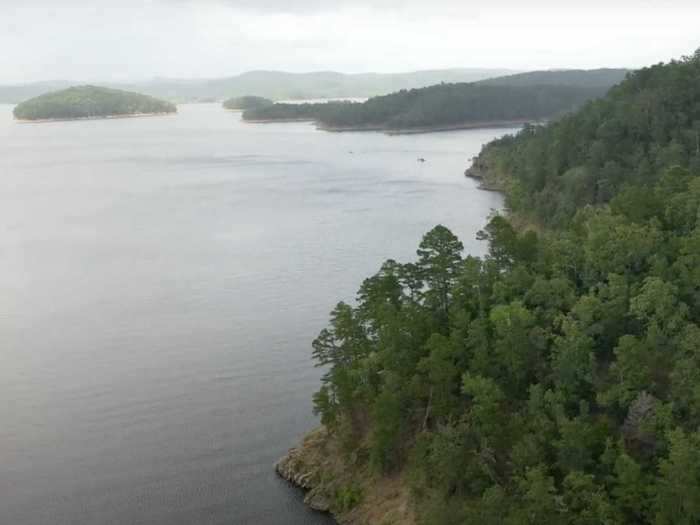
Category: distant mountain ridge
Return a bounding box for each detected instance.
[478,68,630,88]
[0,68,519,104]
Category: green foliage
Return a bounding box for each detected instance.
[243,101,330,122]
[13,86,176,120]
[222,95,273,110]
[474,54,700,227]
[611,448,652,522]
[416,225,463,324]
[243,75,621,131]
[311,167,700,523]
[310,52,700,525]
[369,382,406,472]
[655,429,700,524]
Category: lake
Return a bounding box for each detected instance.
[0,103,510,525]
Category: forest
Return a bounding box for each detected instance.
[242,70,627,132]
[243,101,325,121]
[222,95,273,111]
[471,51,700,227]
[13,86,176,120]
[310,51,700,523]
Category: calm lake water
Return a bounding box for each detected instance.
[0,103,510,525]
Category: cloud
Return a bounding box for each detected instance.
[14,0,700,12]
[1,1,698,84]
[173,0,700,13]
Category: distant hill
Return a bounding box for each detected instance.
[478,68,629,88]
[203,69,519,101]
[13,86,177,121]
[222,95,273,111]
[0,69,517,104]
[242,69,630,133]
[0,81,79,105]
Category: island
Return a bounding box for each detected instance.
[243,69,628,134]
[222,95,273,111]
[279,50,700,524]
[13,86,177,121]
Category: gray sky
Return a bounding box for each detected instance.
[2,0,699,83]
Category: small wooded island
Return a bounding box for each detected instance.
[13,86,177,121]
[222,95,273,111]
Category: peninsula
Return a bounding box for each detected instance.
[242,69,628,134]
[280,50,700,524]
[222,95,273,111]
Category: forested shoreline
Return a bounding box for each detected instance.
[13,86,176,121]
[243,84,602,132]
[290,51,700,524]
[243,70,627,133]
[222,95,273,111]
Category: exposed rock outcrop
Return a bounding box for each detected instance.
[275,433,331,513]
[464,155,503,192]
[275,427,416,525]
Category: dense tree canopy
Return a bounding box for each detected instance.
[471,52,700,227]
[243,81,618,131]
[222,95,273,111]
[244,101,325,122]
[13,86,176,120]
[311,51,700,524]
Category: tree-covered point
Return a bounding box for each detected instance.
[243,84,605,130]
[222,95,273,111]
[314,163,700,523]
[243,101,327,121]
[243,75,621,132]
[13,86,177,121]
[309,51,700,524]
[469,50,700,227]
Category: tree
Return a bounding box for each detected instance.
[369,379,406,472]
[551,318,596,405]
[477,215,519,268]
[416,225,463,323]
[488,301,540,397]
[462,372,506,446]
[561,471,617,525]
[654,429,700,525]
[416,334,461,428]
[509,466,564,525]
[669,325,700,427]
[611,448,652,522]
[583,210,661,282]
[311,302,370,430]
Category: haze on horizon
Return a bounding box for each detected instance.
[2,0,699,84]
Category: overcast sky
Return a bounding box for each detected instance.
[1,1,699,84]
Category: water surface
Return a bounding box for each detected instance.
[0,104,510,525]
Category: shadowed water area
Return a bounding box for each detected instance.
[0,103,510,524]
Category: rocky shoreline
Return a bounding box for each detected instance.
[275,427,415,525]
[464,155,504,192]
[275,432,332,514]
